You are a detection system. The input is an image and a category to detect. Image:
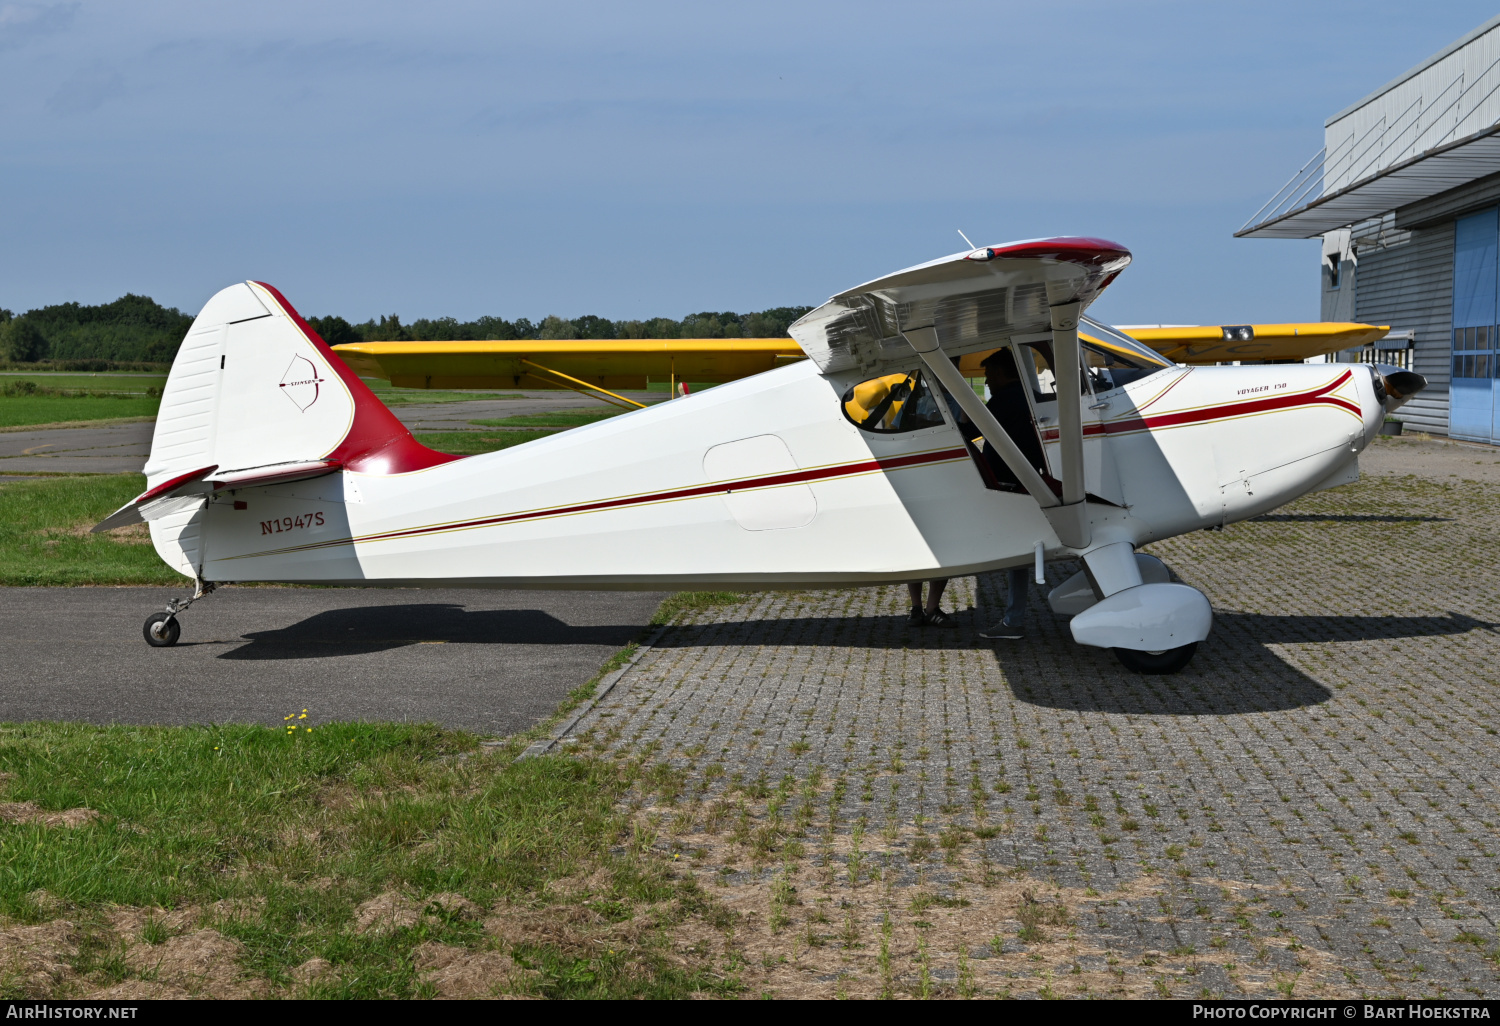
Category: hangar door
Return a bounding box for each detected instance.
[1452,208,1500,444]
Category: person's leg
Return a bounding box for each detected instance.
[1004,566,1030,626]
[980,567,1029,639]
[907,582,925,624]
[922,578,956,626]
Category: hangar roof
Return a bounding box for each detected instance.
[1239,16,1500,239]
[1237,123,1500,239]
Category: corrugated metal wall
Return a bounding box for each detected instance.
[1353,222,1454,434]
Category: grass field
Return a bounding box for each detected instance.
[0,723,736,999]
[0,374,167,392]
[412,429,558,456]
[0,395,160,429]
[0,475,179,586]
[0,376,165,429]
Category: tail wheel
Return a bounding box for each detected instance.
[1113,643,1196,675]
[143,613,181,648]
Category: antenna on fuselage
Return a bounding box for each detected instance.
[957,229,978,251]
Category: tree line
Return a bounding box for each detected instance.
[0,295,813,366]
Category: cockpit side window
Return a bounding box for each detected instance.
[1080,340,1162,391]
[1020,342,1059,402]
[841,370,949,433]
[1077,315,1173,392]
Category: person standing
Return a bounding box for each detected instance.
[907,579,954,626]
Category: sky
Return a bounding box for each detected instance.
[2,1,1498,326]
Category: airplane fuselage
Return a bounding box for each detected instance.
[150,357,1382,589]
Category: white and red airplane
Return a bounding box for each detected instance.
[95,237,1425,673]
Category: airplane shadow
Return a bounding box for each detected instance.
[217,603,644,661]
[652,608,1492,653]
[992,609,1492,716]
[655,593,1493,717]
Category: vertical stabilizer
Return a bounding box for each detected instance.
[139,281,460,576]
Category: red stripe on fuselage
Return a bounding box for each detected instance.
[222,445,973,560]
[355,447,972,546]
[1085,370,1360,438]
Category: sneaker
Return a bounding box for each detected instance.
[924,609,956,628]
[908,606,927,626]
[979,621,1024,640]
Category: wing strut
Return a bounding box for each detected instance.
[1043,296,1092,549]
[520,359,646,410]
[903,309,1094,550]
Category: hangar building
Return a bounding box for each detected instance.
[1239,15,1500,443]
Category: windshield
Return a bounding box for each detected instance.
[1079,316,1175,370]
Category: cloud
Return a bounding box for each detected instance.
[0,2,77,50]
[45,65,123,115]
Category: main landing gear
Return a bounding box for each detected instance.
[1113,643,1197,675]
[142,580,216,648]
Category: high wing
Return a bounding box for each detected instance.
[788,237,1131,375]
[1124,322,1389,364]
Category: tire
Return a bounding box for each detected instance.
[1113,643,1196,675]
[143,612,181,648]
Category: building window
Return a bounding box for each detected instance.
[1452,325,1498,379]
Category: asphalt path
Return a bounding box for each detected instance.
[0,586,665,734]
[0,421,154,476]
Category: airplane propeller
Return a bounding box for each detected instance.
[1372,363,1427,412]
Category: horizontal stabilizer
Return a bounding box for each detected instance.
[91,501,144,533]
[207,460,342,488]
[91,465,216,533]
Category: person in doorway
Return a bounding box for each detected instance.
[971,348,1046,489]
[907,579,954,627]
[965,348,1046,641]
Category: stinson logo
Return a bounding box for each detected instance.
[279,355,325,412]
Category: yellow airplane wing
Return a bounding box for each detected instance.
[1120,322,1389,364]
[330,338,803,393]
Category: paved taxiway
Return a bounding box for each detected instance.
[0,586,663,734]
